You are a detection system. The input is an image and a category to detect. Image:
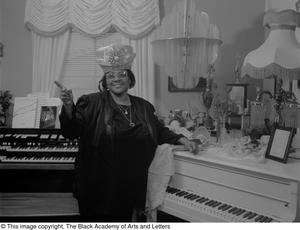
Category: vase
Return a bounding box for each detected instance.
[216,115,230,146]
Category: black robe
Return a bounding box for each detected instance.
[59,92,182,216]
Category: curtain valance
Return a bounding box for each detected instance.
[25,0,160,39]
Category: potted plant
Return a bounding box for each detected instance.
[0,90,13,127]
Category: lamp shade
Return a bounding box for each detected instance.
[151,0,222,89]
[242,10,300,80]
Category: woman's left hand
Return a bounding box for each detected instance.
[178,137,199,154]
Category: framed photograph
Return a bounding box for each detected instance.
[35,97,61,129]
[265,127,295,163]
[226,83,248,115]
[39,106,58,129]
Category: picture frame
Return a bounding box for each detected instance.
[265,127,295,163]
[35,97,61,129]
[226,83,248,131]
[39,106,58,129]
[226,83,248,115]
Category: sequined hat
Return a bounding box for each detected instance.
[96,44,136,72]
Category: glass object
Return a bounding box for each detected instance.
[216,115,231,146]
[151,0,222,91]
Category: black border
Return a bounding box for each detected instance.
[265,127,294,163]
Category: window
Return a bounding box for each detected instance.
[61,30,121,102]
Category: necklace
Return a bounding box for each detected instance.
[118,105,129,115]
[117,104,135,127]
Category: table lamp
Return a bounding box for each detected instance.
[241,3,300,129]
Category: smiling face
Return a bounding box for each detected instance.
[105,70,131,95]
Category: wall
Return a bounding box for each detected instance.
[154,0,265,116]
[0,0,3,87]
[0,0,265,110]
[266,0,298,11]
[1,0,32,96]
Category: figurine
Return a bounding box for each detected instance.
[234,54,242,83]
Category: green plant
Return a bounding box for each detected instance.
[0,90,13,115]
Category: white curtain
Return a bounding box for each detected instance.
[32,30,70,96]
[121,35,155,104]
[25,0,160,39]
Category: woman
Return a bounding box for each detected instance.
[59,44,197,222]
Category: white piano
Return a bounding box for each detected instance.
[159,149,300,222]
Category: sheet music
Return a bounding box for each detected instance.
[12,97,38,128]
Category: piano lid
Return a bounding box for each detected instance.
[174,147,300,182]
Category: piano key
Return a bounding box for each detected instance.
[259,216,269,222]
[247,213,257,220]
[51,134,58,139]
[219,204,228,210]
[40,134,50,139]
[208,201,218,206]
[222,205,232,211]
[178,192,189,197]
[175,191,186,196]
[198,198,209,203]
[243,211,253,218]
[195,197,203,202]
[228,207,237,213]
[211,202,222,208]
[265,217,273,222]
[184,194,194,199]
[189,195,200,200]
[254,215,264,222]
[205,200,215,206]
[232,208,242,215]
[218,204,227,210]
[235,209,246,216]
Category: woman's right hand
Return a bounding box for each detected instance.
[59,88,74,118]
[55,81,74,118]
[55,81,74,107]
[60,89,74,107]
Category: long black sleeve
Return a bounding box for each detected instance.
[59,95,88,139]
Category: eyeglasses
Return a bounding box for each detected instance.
[106,71,128,80]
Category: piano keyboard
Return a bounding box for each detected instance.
[163,186,277,222]
[5,146,78,153]
[0,155,75,163]
[0,129,78,164]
